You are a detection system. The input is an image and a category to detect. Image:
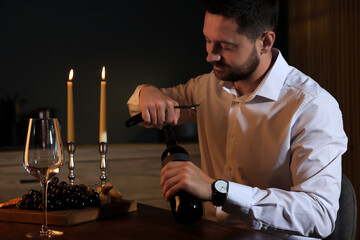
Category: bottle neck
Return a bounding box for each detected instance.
[163,125,177,148]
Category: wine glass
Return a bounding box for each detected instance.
[23,118,64,238]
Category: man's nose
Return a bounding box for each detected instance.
[206,51,221,63]
[206,44,221,63]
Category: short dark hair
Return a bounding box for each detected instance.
[203,0,279,41]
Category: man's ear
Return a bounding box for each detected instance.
[259,31,275,55]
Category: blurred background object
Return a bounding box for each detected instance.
[0,0,288,147]
[0,96,27,149]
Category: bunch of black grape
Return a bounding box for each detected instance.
[17,177,101,211]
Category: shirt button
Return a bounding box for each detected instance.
[226,166,232,171]
[228,132,234,138]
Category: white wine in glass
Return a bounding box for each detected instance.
[23,118,64,238]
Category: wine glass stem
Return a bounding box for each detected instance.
[41,180,49,234]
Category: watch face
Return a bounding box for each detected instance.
[215,180,228,194]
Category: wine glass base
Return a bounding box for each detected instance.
[26,229,63,238]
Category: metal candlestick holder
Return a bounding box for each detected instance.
[67,142,76,185]
[99,142,108,187]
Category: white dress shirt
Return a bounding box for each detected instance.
[127,50,348,239]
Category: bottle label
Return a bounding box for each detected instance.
[162,153,190,168]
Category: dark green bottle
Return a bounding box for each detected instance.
[161,125,203,224]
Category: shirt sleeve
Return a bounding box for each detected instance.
[221,94,348,238]
[127,84,145,117]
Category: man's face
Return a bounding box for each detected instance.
[203,12,260,82]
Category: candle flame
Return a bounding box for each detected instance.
[69,69,74,81]
[102,66,105,80]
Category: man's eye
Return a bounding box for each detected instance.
[222,44,234,51]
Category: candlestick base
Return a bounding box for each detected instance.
[99,142,108,187]
[67,142,76,185]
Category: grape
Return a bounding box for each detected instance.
[66,197,76,208]
[78,184,87,192]
[22,194,29,201]
[48,203,55,211]
[33,195,42,204]
[47,192,56,201]
[77,200,86,209]
[87,197,95,207]
[17,179,101,211]
[59,181,68,187]
[28,189,40,196]
[16,199,26,209]
[62,188,71,196]
[55,199,68,210]
[92,192,100,199]
[73,190,82,198]
[47,183,54,192]
[25,199,34,209]
[51,177,59,185]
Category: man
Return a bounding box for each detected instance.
[127,0,347,239]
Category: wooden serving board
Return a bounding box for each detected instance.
[0,199,137,226]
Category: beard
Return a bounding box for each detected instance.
[212,44,260,82]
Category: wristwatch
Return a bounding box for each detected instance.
[211,179,229,207]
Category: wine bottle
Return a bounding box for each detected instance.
[161,125,203,224]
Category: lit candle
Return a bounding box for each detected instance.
[99,66,107,143]
[67,69,75,143]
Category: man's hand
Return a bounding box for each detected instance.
[139,85,180,127]
[160,161,214,202]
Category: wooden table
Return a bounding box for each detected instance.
[0,204,283,240]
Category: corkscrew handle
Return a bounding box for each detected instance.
[125,104,199,127]
[125,112,143,127]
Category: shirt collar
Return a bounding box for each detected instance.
[255,49,290,101]
[219,49,290,102]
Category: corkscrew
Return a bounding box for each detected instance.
[125,104,199,127]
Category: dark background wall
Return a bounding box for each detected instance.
[288,0,359,236]
[0,1,287,147]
